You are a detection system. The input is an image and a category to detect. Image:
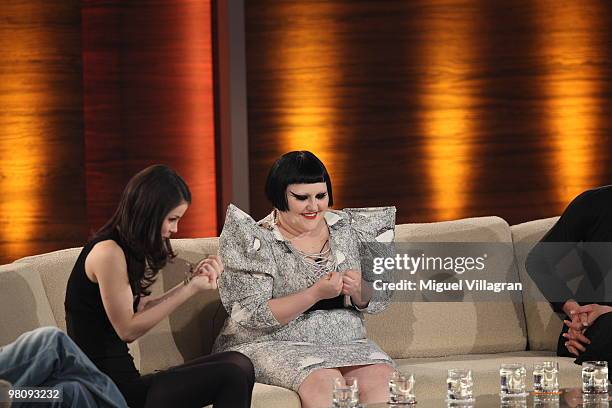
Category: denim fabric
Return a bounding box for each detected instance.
[0,327,127,408]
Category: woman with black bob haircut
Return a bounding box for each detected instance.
[214,151,396,408]
[265,150,333,211]
[65,164,254,408]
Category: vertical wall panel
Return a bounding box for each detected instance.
[535,1,608,209]
[83,0,217,237]
[415,3,479,221]
[0,1,86,264]
[0,0,217,263]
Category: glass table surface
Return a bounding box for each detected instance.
[357,388,611,407]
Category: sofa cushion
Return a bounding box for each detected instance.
[510,217,562,351]
[0,379,11,408]
[365,216,528,358]
[0,263,56,346]
[132,246,223,375]
[169,238,224,356]
[396,351,581,399]
[250,383,301,408]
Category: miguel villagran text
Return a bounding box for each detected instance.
[373,279,522,293]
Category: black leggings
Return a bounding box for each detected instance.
[557,311,612,380]
[117,351,255,408]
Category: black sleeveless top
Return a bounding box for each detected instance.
[65,228,141,384]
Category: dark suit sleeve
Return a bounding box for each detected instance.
[525,190,594,313]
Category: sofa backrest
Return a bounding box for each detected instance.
[15,248,83,332]
[510,216,561,351]
[364,216,528,358]
[5,216,559,365]
[0,262,57,346]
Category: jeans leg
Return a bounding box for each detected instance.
[1,327,71,386]
[57,381,99,408]
[10,380,99,408]
[0,327,127,408]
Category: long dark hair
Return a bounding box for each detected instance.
[95,164,191,296]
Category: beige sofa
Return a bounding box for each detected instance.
[0,215,584,406]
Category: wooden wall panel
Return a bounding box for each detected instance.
[245,0,612,225]
[83,0,217,238]
[0,1,86,264]
[0,0,217,264]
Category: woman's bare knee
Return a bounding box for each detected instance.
[298,368,342,408]
[342,364,395,403]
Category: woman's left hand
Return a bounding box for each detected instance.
[562,326,590,356]
[341,269,362,303]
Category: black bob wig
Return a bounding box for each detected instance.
[264,151,333,211]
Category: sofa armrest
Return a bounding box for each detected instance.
[0,379,12,408]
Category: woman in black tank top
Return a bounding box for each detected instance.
[65,165,254,408]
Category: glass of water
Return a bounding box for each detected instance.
[447,368,474,403]
[582,361,609,394]
[533,393,560,407]
[582,393,610,407]
[332,377,359,408]
[500,363,527,398]
[533,361,560,394]
[388,370,416,405]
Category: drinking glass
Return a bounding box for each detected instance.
[446,368,474,402]
[582,361,609,394]
[533,361,559,394]
[500,363,527,398]
[582,392,610,407]
[533,393,560,407]
[332,377,359,408]
[499,396,527,407]
[388,370,416,405]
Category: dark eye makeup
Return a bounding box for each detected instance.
[291,193,308,201]
[289,192,327,201]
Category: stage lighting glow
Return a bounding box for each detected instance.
[538,1,604,208]
[418,10,477,221]
[274,2,344,197]
[0,16,47,260]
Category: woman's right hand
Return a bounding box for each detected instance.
[312,271,343,300]
[188,255,223,292]
[188,272,217,292]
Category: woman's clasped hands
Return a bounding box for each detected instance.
[562,300,612,356]
[189,255,224,291]
[312,269,367,307]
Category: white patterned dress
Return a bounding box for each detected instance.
[212,204,396,391]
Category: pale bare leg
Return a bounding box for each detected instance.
[339,363,395,404]
[298,368,344,408]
